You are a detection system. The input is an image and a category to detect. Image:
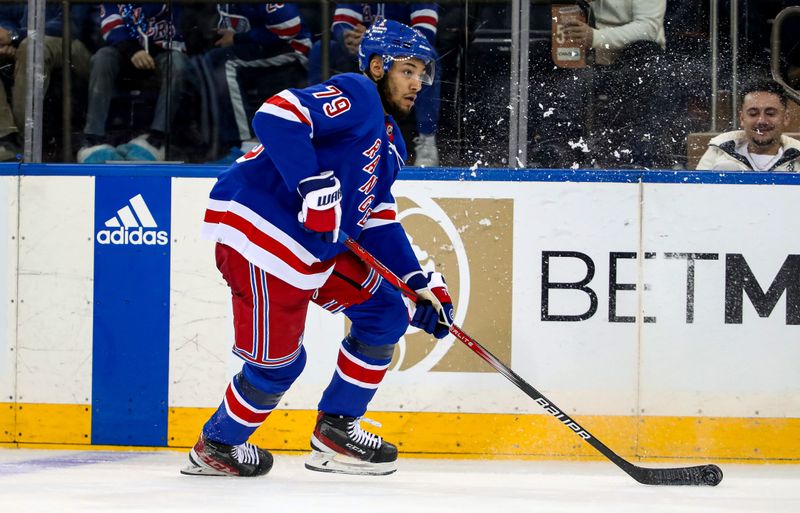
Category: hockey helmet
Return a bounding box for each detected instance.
[358,19,436,86]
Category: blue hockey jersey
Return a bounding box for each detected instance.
[332,3,438,44]
[202,73,421,290]
[99,3,185,56]
[216,3,312,56]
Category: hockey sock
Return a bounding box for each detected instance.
[202,353,306,445]
[318,336,393,417]
[202,371,282,446]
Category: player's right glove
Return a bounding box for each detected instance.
[297,170,342,243]
[407,271,454,339]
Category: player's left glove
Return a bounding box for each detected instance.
[407,271,454,339]
[297,170,342,243]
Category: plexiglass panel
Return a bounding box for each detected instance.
[17,0,800,169]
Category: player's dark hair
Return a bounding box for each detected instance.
[739,79,788,108]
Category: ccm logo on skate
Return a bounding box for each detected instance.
[534,397,592,440]
[200,455,239,475]
[345,443,367,455]
[96,193,169,246]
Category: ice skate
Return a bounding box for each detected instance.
[181,434,273,477]
[305,412,397,476]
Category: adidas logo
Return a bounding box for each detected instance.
[96,193,169,246]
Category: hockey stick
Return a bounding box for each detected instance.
[340,233,723,486]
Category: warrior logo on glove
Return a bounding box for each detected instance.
[315,189,342,207]
[297,170,343,243]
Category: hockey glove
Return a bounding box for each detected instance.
[407,271,454,339]
[297,170,342,243]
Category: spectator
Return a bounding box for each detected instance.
[0,4,93,161]
[696,79,800,172]
[203,3,312,164]
[561,0,667,168]
[78,3,192,163]
[308,3,441,166]
[563,0,665,67]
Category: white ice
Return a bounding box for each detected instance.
[0,448,798,513]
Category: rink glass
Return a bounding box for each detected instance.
[17,0,800,169]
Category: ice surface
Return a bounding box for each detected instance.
[0,448,798,513]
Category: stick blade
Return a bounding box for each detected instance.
[632,464,723,486]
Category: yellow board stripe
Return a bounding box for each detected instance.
[0,403,14,443]
[0,403,91,445]
[169,408,800,461]
[2,403,799,462]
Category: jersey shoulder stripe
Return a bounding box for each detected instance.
[259,91,314,132]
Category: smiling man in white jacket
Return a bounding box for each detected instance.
[697,79,800,172]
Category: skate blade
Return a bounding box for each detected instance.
[179,450,232,477]
[180,464,232,476]
[304,450,396,476]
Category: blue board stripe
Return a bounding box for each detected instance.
[2,162,800,185]
[91,176,171,446]
[396,167,800,185]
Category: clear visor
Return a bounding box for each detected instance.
[388,55,435,86]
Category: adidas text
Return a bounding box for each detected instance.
[97,227,169,246]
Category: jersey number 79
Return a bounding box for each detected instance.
[313,85,352,118]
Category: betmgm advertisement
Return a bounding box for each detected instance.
[1,172,798,461]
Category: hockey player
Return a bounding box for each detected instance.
[182,19,453,478]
